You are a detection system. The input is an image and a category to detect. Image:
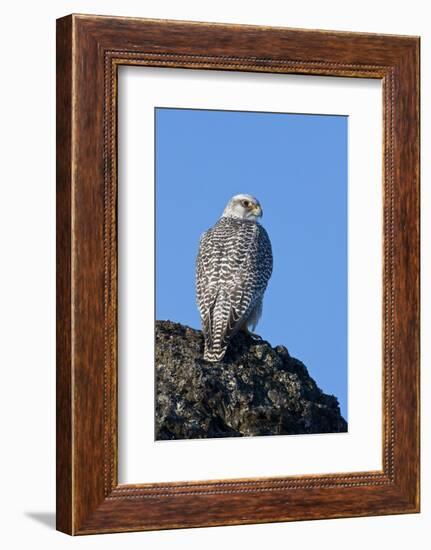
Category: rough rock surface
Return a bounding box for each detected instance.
[155,320,347,440]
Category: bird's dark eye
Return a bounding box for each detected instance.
[242,200,250,208]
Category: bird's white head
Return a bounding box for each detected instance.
[222,194,263,221]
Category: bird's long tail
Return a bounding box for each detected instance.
[203,290,231,362]
[204,346,227,362]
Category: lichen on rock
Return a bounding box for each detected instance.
[155,320,347,440]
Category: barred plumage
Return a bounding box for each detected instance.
[196,194,273,362]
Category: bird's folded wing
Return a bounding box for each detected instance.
[196,222,272,350]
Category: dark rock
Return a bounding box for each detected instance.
[155,320,347,440]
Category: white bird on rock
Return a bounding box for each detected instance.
[196,194,273,362]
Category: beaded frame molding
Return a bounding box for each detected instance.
[56,14,420,535]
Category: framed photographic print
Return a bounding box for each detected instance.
[56,14,420,535]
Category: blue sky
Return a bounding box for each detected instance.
[155,107,348,420]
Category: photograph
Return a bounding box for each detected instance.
[154,106,348,440]
[51,11,420,536]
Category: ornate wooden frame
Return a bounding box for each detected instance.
[56,14,420,535]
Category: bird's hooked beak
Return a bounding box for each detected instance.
[252,204,263,218]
